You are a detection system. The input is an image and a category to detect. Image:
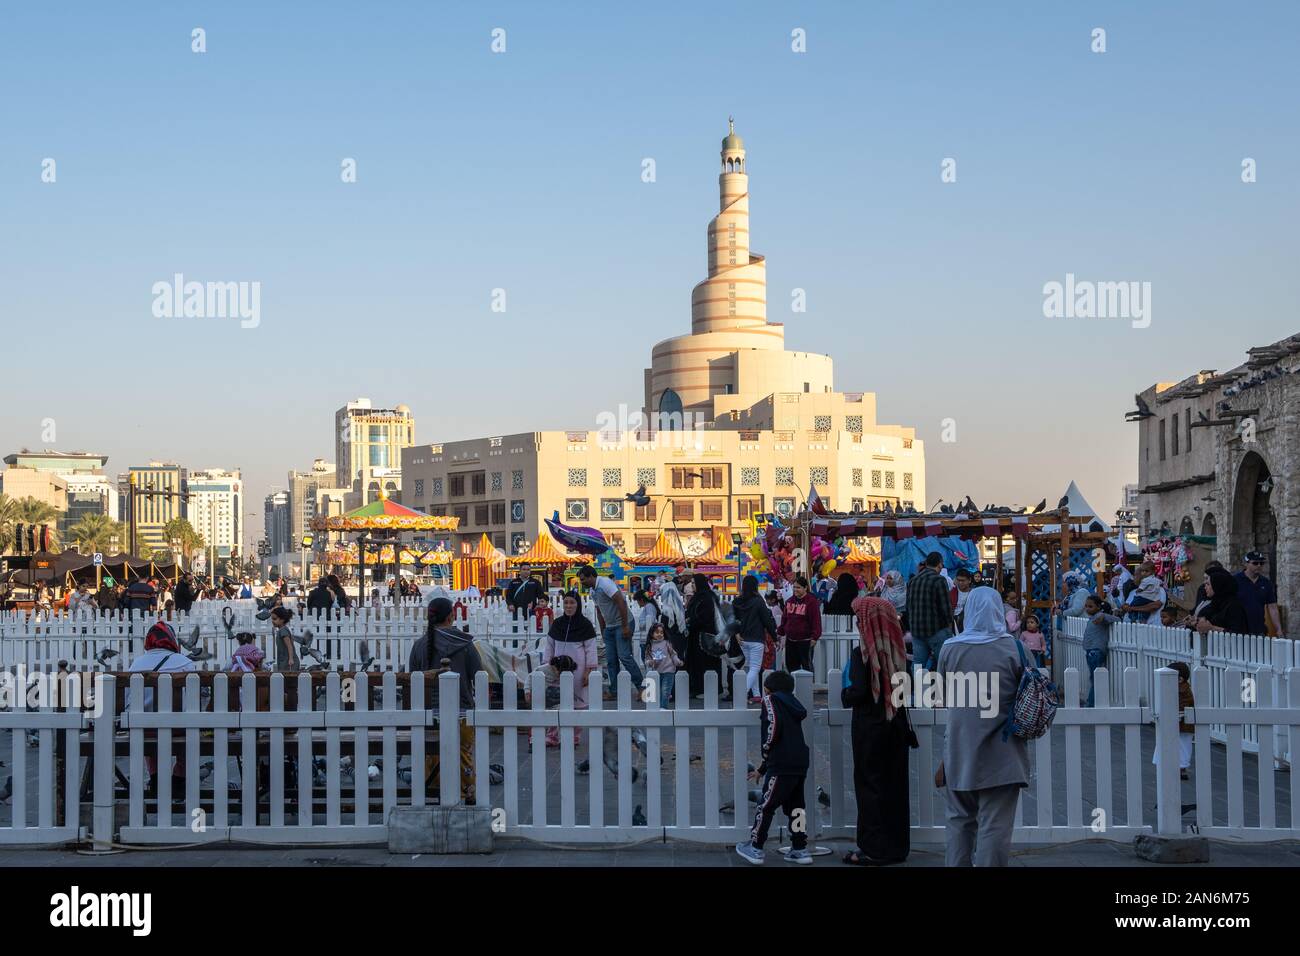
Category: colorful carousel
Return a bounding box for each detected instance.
[312,493,459,602]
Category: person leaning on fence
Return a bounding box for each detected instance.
[1081,596,1119,708]
[934,587,1030,867]
[409,597,483,802]
[841,594,912,867]
[736,670,812,865]
[543,590,600,747]
[1190,567,1249,636]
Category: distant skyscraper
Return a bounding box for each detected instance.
[264,490,291,557]
[288,459,337,547]
[188,469,242,573]
[124,462,187,557]
[334,398,414,506]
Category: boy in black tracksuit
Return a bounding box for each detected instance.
[737,670,812,864]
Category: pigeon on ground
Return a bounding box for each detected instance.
[747,788,762,803]
[632,805,647,827]
[356,639,375,671]
[0,776,11,803]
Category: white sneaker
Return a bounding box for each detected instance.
[734,842,765,864]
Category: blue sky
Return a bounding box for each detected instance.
[2,1,1296,548]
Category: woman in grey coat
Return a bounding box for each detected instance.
[934,586,1030,866]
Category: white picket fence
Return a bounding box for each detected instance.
[1056,617,1297,763]
[5,662,1300,849]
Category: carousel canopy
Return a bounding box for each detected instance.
[312,492,459,533]
[508,533,574,567]
[630,530,686,567]
[696,526,739,565]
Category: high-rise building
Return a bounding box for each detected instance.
[264,490,291,558]
[124,462,187,557]
[3,452,119,542]
[334,399,415,507]
[402,123,925,558]
[187,469,242,575]
[288,459,337,547]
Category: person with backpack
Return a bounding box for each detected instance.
[934,586,1032,867]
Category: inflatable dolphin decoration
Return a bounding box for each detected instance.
[545,510,611,556]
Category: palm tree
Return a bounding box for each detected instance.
[161,517,205,560]
[3,496,63,551]
[68,513,125,556]
[0,493,18,551]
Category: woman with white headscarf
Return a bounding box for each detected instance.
[655,575,688,662]
[933,586,1031,867]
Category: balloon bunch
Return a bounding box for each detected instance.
[748,517,797,582]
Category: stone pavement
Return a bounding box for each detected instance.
[2,838,1298,867]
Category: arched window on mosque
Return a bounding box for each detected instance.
[658,388,683,431]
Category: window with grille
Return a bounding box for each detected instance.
[776,467,794,486]
[635,500,657,522]
[851,498,864,512]
[871,470,882,489]
[602,468,622,487]
[450,474,465,497]
[903,473,913,491]
[885,472,895,490]
[774,497,795,518]
[566,499,589,521]
[453,506,468,524]
[601,499,625,521]
[810,466,828,485]
[673,500,694,522]
[700,466,723,489]
[741,467,759,486]
[568,468,588,487]
[473,505,488,525]
[471,473,486,495]
[491,472,502,492]
[813,415,831,431]
[737,498,762,521]
[701,499,723,522]
[510,500,525,523]
[511,469,524,490]
[636,467,656,487]
[490,502,506,524]
[852,468,862,488]
[414,479,425,497]
[635,534,657,552]
[845,415,863,433]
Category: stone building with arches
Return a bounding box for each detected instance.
[1132,333,1300,632]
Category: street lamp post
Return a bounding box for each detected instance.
[301,532,314,588]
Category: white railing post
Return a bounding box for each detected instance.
[92,674,117,851]
[1153,667,1182,835]
[793,668,815,837]
[438,671,461,806]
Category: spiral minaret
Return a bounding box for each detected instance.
[645,120,797,427]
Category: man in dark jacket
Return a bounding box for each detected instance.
[737,670,812,865]
[409,597,484,801]
[123,579,157,615]
[173,574,196,613]
[305,577,334,613]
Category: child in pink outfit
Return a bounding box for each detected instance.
[1020,613,1046,667]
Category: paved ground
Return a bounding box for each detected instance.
[3,838,1299,867]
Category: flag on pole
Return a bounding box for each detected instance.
[806,484,828,517]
